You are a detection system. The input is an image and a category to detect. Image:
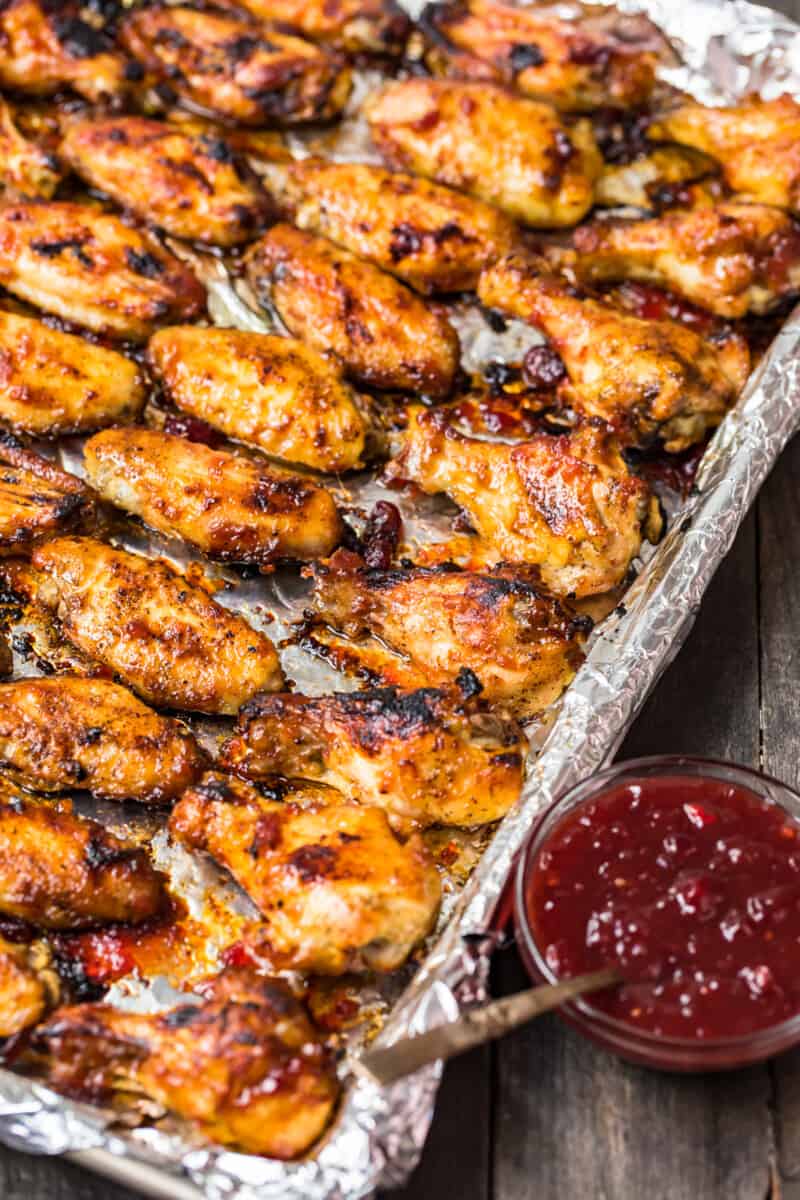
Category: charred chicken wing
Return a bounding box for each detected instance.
[0,440,91,555]
[245,223,460,396]
[0,311,145,438]
[0,677,205,805]
[85,428,343,565]
[147,326,370,473]
[0,935,56,1036]
[30,967,339,1158]
[420,0,656,112]
[227,0,410,54]
[120,4,352,126]
[60,117,272,248]
[0,795,165,930]
[478,253,750,450]
[0,202,205,340]
[169,771,441,973]
[366,79,602,228]
[264,158,518,294]
[31,537,284,714]
[221,684,525,831]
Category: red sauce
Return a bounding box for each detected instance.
[528,776,800,1039]
[615,281,716,335]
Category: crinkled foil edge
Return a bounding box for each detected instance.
[2,1,800,1195]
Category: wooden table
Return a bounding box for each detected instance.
[3,1,800,1194]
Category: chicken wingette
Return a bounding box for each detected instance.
[0,202,205,340]
[29,967,339,1158]
[0,677,205,805]
[263,158,518,294]
[594,145,717,211]
[119,4,352,126]
[0,935,57,1037]
[30,537,284,715]
[147,326,371,474]
[60,117,272,248]
[84,429,343,565]
[221,683,525,831]
[478,252,750,450]
[245,224,460,397]
[0,440,91,555]
[227,0,410,54]
[366,79,602,228]
[0,97,61,199]
[0,311,145,438]
[169,771,441,974]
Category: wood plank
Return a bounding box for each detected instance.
[0,1150,140,1200]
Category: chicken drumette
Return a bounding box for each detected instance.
[0,440,91,555]
[169,771,441,974]
[226,0,410,54]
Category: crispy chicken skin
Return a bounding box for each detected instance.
[478,253,750,450]
[0,311,145,438]
[309,550,588,714]
[420,0,656,112]
[0,677,205,805]
[221,684,525,831]
[245,224,460,397]
[0,440,91,555]
[0,97,60,199]
[572,203,800,318]
[0,794,165,930]
[169,771,441,973]
[60,117,272,248]
[31,537,284,715]
[227,0,410,54]
[120,4,352,127]
[85,428,343,565]
[0,0,129,103]
[147,326,370,473]
[264,158,518,294]
[29,967,339,1158]
[0,202,205,340]
[0,935,56,1037]
[648,95,800,214]
[366,79,602,228]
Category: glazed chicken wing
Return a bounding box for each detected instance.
[220,683,525,831]
[594,145,717,211]
[227,0,410,54]
[30,537,284,714]
[0,311,144,438]
[245,224,460,397]
[572,203,800,318]
[0,440,91,555]
[0,97,61,199]
[0,0,129,103]
[0,794,165,930]
[30,967,338,1158]
[120,4,351,126]
[308,550,588,715]
[60,117,272,248]
[264,158,518,294]
[169,771,441,974]
[365,79,602,228]
[478,253,750,450]
[0,935,57,1037]
[0,202,205,340]
[147,326,371,473]
[420,0,656,112]
[0,677,205,805]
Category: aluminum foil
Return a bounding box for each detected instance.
[3,1,800,1196]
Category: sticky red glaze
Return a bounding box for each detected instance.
[528,776,800,1039]
[617,280,716,334]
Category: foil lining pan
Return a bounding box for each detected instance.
[2,1,800,1195]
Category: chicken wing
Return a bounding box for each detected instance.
[227,0,410,54]
[120,4,352,126]
[0,97,61,199]
[245,224,461,397]
[29,967,338,1158]
[420,0,656,112]
[84,428,343,565]
[572,203,800,318]
[263,158,518,294]
[0,439,91,555]
[0,0,129,103]
[0,202,205,340]
[308,549,589,714]
[365,79,602,228]
[478,253,750,450]
[594,145,717,211]
[147,326,371,474]
[0,936,57,1037]
[60,117,272,248]
[0,794,165,930]
[648,95,800,214]
[0,677,205,805]
[169,771,441,974]
[31,537,284,715]
[220,683,525,831]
